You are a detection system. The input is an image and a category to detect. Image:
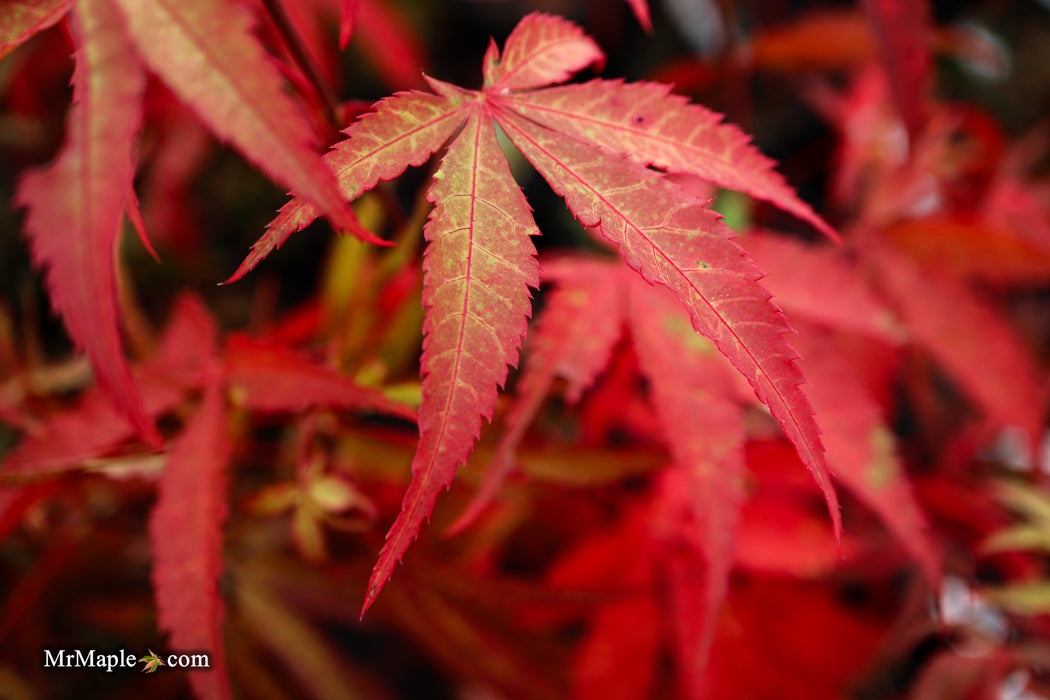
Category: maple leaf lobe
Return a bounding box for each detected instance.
[16,0,159,447]
[505,79,838,241]
[364,110,539,613]
[234,89,471,282]
[150,379,233,700]
[484,12,604,93]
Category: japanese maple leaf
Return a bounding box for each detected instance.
[150,373,232,700]
[138,649,165,674]
[15,0,154,444]
[236,12,840,613]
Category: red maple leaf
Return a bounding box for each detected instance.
[235,12,839,614]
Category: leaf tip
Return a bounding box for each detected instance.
[361,547,401,618]
[625,0,653,32]
[124,182,160,262]
[360,580,381,619]
[339,0,359,49]
[816,218,844,246]
[220,263,252,286]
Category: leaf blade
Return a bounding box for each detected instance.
[623,0,652,32]
[364,110,540,612]
[506,79,838,241]
[15,0,157,445]
[484,12,604,93]
[339,0,360,48]
[150,377,232,700]
[223,335,416,422]
[230,90,470,282]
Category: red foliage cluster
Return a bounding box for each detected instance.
[2,0,1050,698]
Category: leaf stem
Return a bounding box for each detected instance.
[259,0,343,133]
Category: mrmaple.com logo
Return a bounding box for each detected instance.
[43,648,211,673]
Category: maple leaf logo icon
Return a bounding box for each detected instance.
[138,650,165,674]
